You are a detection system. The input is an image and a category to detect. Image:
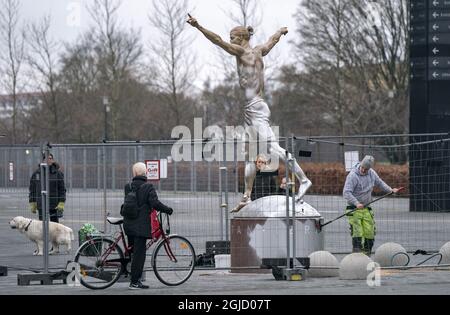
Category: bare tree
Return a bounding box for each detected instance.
[87,0,143,140]
[349,0,409,134]
[25,15,64,142]
[58,34,101,142]
[148,0,197,127]
[226,0,262,27]
[0,0,25,143]
[294,0,356,136]
[289,0,409,137]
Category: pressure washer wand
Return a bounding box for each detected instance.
[320,187,405,230]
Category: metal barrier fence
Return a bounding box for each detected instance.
[1,134,449,273]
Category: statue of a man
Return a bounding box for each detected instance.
[187,14,312,212]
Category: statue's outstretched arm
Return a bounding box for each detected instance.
[256,27,288,56]
[187,14,245,57]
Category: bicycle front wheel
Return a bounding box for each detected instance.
[152,235,196,286]
[74,238,124,290]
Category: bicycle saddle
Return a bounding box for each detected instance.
[107,217,123,225]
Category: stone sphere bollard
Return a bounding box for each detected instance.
[307,251,339,278]
[339,253,374,280]
[439,242,450,265]
[374,242,409,267]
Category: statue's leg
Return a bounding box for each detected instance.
[269,141,312,201]
[231,124,257,213]
[244,161,257,199]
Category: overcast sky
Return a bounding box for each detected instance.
[18,0,300,88]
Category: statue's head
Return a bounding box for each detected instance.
[230,26,254,45]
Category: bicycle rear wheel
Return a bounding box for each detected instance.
[74,238,124,290]
[152,235,196,286]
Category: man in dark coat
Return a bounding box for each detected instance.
[123,162,173,290]
[29,153,66,223]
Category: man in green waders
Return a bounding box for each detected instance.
[343,156,400,256]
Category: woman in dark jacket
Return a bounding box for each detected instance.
[250,154,278,201]
[124,162,173,290]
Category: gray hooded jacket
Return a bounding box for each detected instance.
[343,163,392,207]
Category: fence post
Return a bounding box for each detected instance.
[15,149,19,188]
[3,150,7,188]
[83,148,87,190]
[191,148,194,193]
[207,161,211,193]
[41,145,50,274]
[224,165,229,242]
[112,147,116,191]
[102,145,107,232]
[158,144,162,191]
[174,159,178,193]
[97,148,101,190]
[290,136,297,268]
[285,147,290,269]
[219,163,224,241]
[235,140,239,194]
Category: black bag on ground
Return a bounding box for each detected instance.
[120,183,139,219]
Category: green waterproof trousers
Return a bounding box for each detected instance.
[346,207,376,255]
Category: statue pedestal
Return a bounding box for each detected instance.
[230,196,324,273]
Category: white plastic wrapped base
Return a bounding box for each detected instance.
[439,242,450,265]
[374,242,409,267]
[339,253,374,280]
[308,251,339,278]
[233,195,321,218]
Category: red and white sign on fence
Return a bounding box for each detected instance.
[145,159,168,181]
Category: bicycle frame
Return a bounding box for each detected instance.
[86,212,178,268]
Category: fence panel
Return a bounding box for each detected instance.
[0,134,449,273]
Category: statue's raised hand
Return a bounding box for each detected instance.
[187,14,199,27]
[280,27,288,35]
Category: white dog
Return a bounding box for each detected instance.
[9,216,74,256]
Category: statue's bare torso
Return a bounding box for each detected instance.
[236,48,265,101]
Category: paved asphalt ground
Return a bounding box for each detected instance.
[1,189,450,295]
[1,267,450,295]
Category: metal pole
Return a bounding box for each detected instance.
[174,160,178,193]
[191,153,194,193]
[224,166,229,242]
[68,148,72,190]
[290,136,297,268]
[97,148,101,190]
[208,161,211,193]
[158,145,162,191]
[102,145,107,232]
[15,148,19,188]
[3,150,7,188]
[41,145,50,273]
[224,140,229,242]
[83,148,87,190]
[112,147,116,191]
[103,96,109,141]
[285,148,290,269]
[219,164,224,241]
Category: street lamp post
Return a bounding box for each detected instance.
[103,96,110,141]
